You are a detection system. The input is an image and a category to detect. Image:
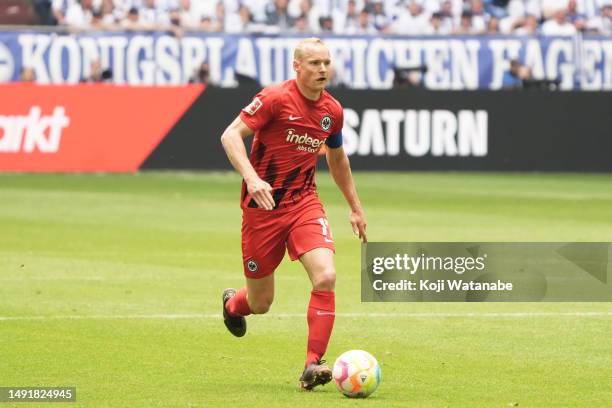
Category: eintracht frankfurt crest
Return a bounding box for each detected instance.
[247,259,258,272]
[320,115,331,131]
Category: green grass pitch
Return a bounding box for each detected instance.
[0,172,611,407]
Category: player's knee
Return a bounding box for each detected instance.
[312,270,336,291]
[249,297,273,314]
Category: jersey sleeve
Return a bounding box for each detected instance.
[325,100,344,148]
[331,101,344,135]
[239,88,278,131]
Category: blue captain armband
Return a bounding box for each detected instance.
[325,131,343,148]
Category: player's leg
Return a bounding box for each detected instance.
[223,210,286,337]
[224,273,274,315]
[223,254,282,336]
[300,247,336,362]
[223,273,275,337]
[245,274,274,314]
[301,247,336,290]
[286,198,336,389]
[297,248,336,390]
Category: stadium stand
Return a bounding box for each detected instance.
[4,0,611,36]
[0,0,39,25]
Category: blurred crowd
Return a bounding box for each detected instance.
[28,0,612,36]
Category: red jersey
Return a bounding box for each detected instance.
[239,79,344,210]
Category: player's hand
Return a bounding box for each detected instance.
[246,177,275,210]
[350,209,367,243]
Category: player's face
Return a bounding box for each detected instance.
[294,44,331,94]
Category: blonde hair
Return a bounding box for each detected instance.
[294,37,325,61]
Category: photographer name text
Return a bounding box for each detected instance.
[372,279,513,292]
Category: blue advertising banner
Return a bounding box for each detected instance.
[0,31,611,90]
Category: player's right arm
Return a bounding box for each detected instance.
[220,116,275,210]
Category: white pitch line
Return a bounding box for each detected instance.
[0,311,611,321]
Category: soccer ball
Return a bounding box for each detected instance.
[332,350,381,398]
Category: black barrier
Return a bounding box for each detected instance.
[142,85,260,170]
[142,88,612,172]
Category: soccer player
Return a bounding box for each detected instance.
[220,37,367,390]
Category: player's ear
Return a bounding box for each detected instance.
[292,59,300,74]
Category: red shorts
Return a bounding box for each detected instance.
[241,193,335,279]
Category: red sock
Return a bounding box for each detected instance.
[306,290,335,367]
[225,288,252,317]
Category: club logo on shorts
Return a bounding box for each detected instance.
[320,115,332,132]
[243,97,263,115]
[247,259,258,272]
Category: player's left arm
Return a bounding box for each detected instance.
[326,144,367,243]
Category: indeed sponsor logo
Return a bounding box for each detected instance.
[343,109,488,157]
[286,128,324,153]
[0,106,70,153]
